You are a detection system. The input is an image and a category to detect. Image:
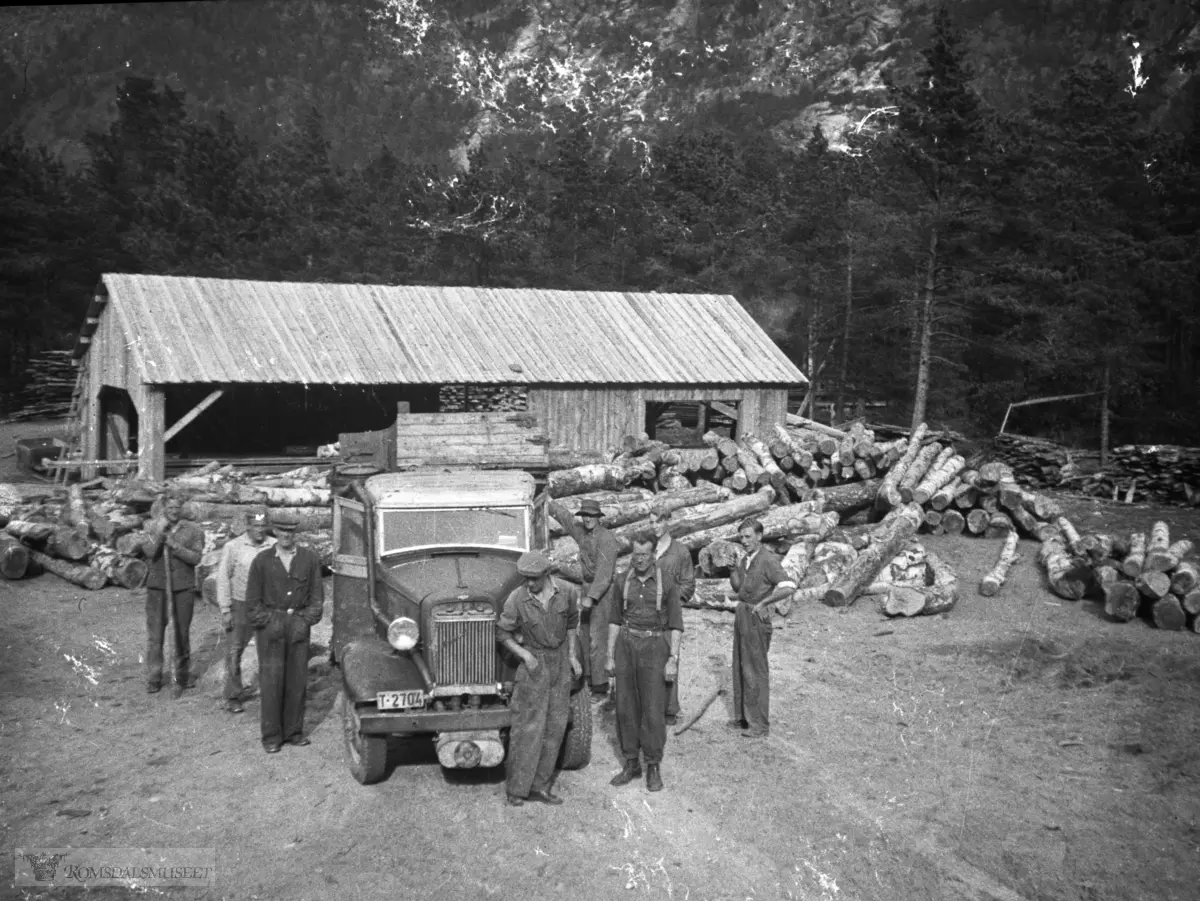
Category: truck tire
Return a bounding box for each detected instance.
[340,690,387,784]
[558,687,592,770]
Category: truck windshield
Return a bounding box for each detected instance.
[378,507,528,555]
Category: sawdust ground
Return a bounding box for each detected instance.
[2,419,1200,900]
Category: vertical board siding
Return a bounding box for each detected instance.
[529,386,793,455]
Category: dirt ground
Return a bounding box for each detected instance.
[3,419,1200,901]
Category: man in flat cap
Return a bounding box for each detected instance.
[548,497,619,701]
[216,510,275,714]
[245,511,324,753]
[497,550,582,806]
[142,492,206,698]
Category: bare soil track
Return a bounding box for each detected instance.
[2,419,1200,900]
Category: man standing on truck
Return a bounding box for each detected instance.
[548,498,619,701]
[216,510,274,714]
[245,512,324,753]
[727,517,796,739]
[649,502,695,726]
[142,493,205,699]
[606,533,683,792]
[497,551,582,806]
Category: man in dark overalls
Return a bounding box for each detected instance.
[142,493,205,698]
[548,498,618,700]
[727,517,796,739]
[498,551,582,806]
[606,533,683,792]
[650,502,695,726]
[245,512,324,753]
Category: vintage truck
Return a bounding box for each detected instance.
[330,468,592,784]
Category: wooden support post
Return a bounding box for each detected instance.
[163,389,225,444]
[709,400,740,422]
[138,386,166,481]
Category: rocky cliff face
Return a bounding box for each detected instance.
[1,0,1194,170]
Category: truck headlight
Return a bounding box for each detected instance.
[387,617,419,651]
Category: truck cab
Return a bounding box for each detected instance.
[331,469,591,784]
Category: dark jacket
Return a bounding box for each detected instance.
[245,546,324,631]
[143,518,206,591]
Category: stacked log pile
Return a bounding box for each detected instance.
[0,350,78,423]
[1032,516,1200,632]
[992,434,1200,505]
[0,463,333,593]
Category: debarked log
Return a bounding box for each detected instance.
[28,550,107,590]
[823,503,924,607]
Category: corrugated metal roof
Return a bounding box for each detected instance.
[98,274,807,386]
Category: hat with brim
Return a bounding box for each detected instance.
[576,499,604,518]
[517,551,552,577]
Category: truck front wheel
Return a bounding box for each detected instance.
[558,688,592,770]
[340,691,388,784]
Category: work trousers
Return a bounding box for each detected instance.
[614,628,670,765]
[145,587,195,687]
[256,612,311,747]
[732,602,772,733]
[507,643,570,798]
[576,590,612,693]
[223,600,253,701]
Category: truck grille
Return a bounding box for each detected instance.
[431,615,496,687]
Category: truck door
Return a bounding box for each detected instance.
[331,496,372,664]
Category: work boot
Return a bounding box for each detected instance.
[170,683,184,700]
[527,790,564,806]
[609,759,642,787]
[146,682,161,694]
[646,764,663,792]
[223,699,245,714]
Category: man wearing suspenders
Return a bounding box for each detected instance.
[605,533,684,792]
[649,503,695,726]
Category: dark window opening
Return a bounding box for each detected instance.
[645,400,739,447]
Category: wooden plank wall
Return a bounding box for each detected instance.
[81,301,139,471]
[392,411,548,469]
[527,386,790,457]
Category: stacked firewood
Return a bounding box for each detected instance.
[0,462,333,594]
[993,433,1200,505]
[1036,517,1200,632]
[438,385,527,413]
[0,350,79,423]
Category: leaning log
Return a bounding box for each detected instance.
[1121,532,1147,577]
[741,434,788,502]
[1038,535,1089,600]
[28,550,107,590]
[875,426,926,511]
[823,503,924,607]
[979,530,1019,597]
[911,449,963,505]
[1143,521,1173,572]
[898,441,944,503]
[929,477,962,512]
[0,533,30,579]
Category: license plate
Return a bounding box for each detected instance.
[376,690,426,710]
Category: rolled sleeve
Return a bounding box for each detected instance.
[764,554,793,589]
[497,589,522,643]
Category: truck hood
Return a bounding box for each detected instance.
[379,546,525,613]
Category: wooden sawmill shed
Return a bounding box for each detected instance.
[72,274,807,480]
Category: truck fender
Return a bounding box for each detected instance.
[340,640,427,703]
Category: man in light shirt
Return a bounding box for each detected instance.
[726,517,796,739]
[216,511,274,714]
